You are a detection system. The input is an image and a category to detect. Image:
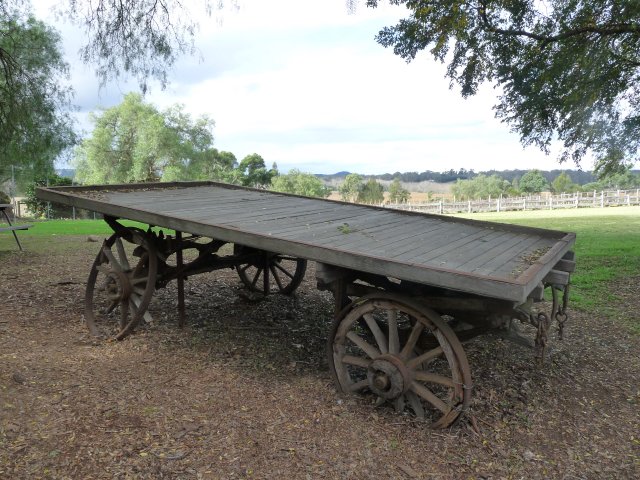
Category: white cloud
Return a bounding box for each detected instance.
[34,0,632,174]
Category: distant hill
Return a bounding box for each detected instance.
[317,169,640,186]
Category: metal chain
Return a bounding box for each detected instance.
[533,312,551,363]
[555,284,570,340]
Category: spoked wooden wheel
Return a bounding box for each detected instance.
[329,293,472,428]
[85,230,158,340]
[234,245,307,295]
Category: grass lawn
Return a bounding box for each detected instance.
[455,206,640,332]
[3,206,638,332]
[0,218,147,236]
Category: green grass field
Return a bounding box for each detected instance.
[3,206,639,332]
[456,206,640,332]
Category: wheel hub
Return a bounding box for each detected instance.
[104,269,132,302]
[367,354,413,400]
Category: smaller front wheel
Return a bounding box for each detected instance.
[234,245,307,295]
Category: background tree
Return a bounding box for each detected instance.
[74,93,228,184]
[358,178,384,204]
[451,174,509,200]
[235,154,278,188]
[0,9,76,191]
[23,173,73,218]
[388,177,411,203]
[271,169,330,198]
[53,0,224,92]
[338,173,363,202]
[583,170,640,191]
[551,172,579,193]
[367,0,640,176]
[519,170,550,194]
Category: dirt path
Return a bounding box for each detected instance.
[1,236,638,479]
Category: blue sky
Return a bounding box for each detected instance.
[34,0,635,175]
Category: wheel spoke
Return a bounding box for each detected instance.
[406,346,444,369]
[102,247,123,272]
[414,371,455,388]
[131,276,148,286]
[130,294,154,323]
[410,381,451,414]
[119,300,129,329]
[96,264,111,274]
[394,395,406,413]
[250,267,263,288]
[133,286,147,296]
[270,265,284,291]
[348,379,369,392]
[273,262,295,280]
[363,313,388,354]
[387,309,400,354]
[400,321,424,358]
[406,391,425,419]
[346,331,380,359]
[104,299,118,314]
[341,354,370,368]
[114,237,131,271]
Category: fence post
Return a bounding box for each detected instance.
[600,191,605,208]
[523,198,526,211]
[549,196,553,210]
[439,200,443,214]
[496,198,501,212]
[468,200,471,213]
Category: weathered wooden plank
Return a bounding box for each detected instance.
[395,227,506,265]
[543,269,570,286]
[273,210,407,242]
[467,234,545,277]
[477,237,556,279]
[432,231,524,271]
[553,258,576,273]
[317,216,419,248]
[342,215,447,246]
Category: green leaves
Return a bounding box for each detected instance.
[271,169,330,198]
[74,93,223,185]
[0,10,76,188]
[372,0,640,175]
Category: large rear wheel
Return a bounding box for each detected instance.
[85,230,157,340]
[328,293,472,428]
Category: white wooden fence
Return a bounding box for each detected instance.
[385,189,640,215]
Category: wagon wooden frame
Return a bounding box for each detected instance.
[37,181,576,428]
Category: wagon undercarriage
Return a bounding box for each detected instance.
[85,215,573,428]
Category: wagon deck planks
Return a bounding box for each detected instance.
[36,181,575,303]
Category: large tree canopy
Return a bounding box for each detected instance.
[56,0,225,92]
[0,6,76,189]
[366,0,640,175]
[74,92,227,184]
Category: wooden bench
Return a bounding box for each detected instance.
[0,203,32,250]
[0,224,32,232]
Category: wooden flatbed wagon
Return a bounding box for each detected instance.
[37,181,576,428]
